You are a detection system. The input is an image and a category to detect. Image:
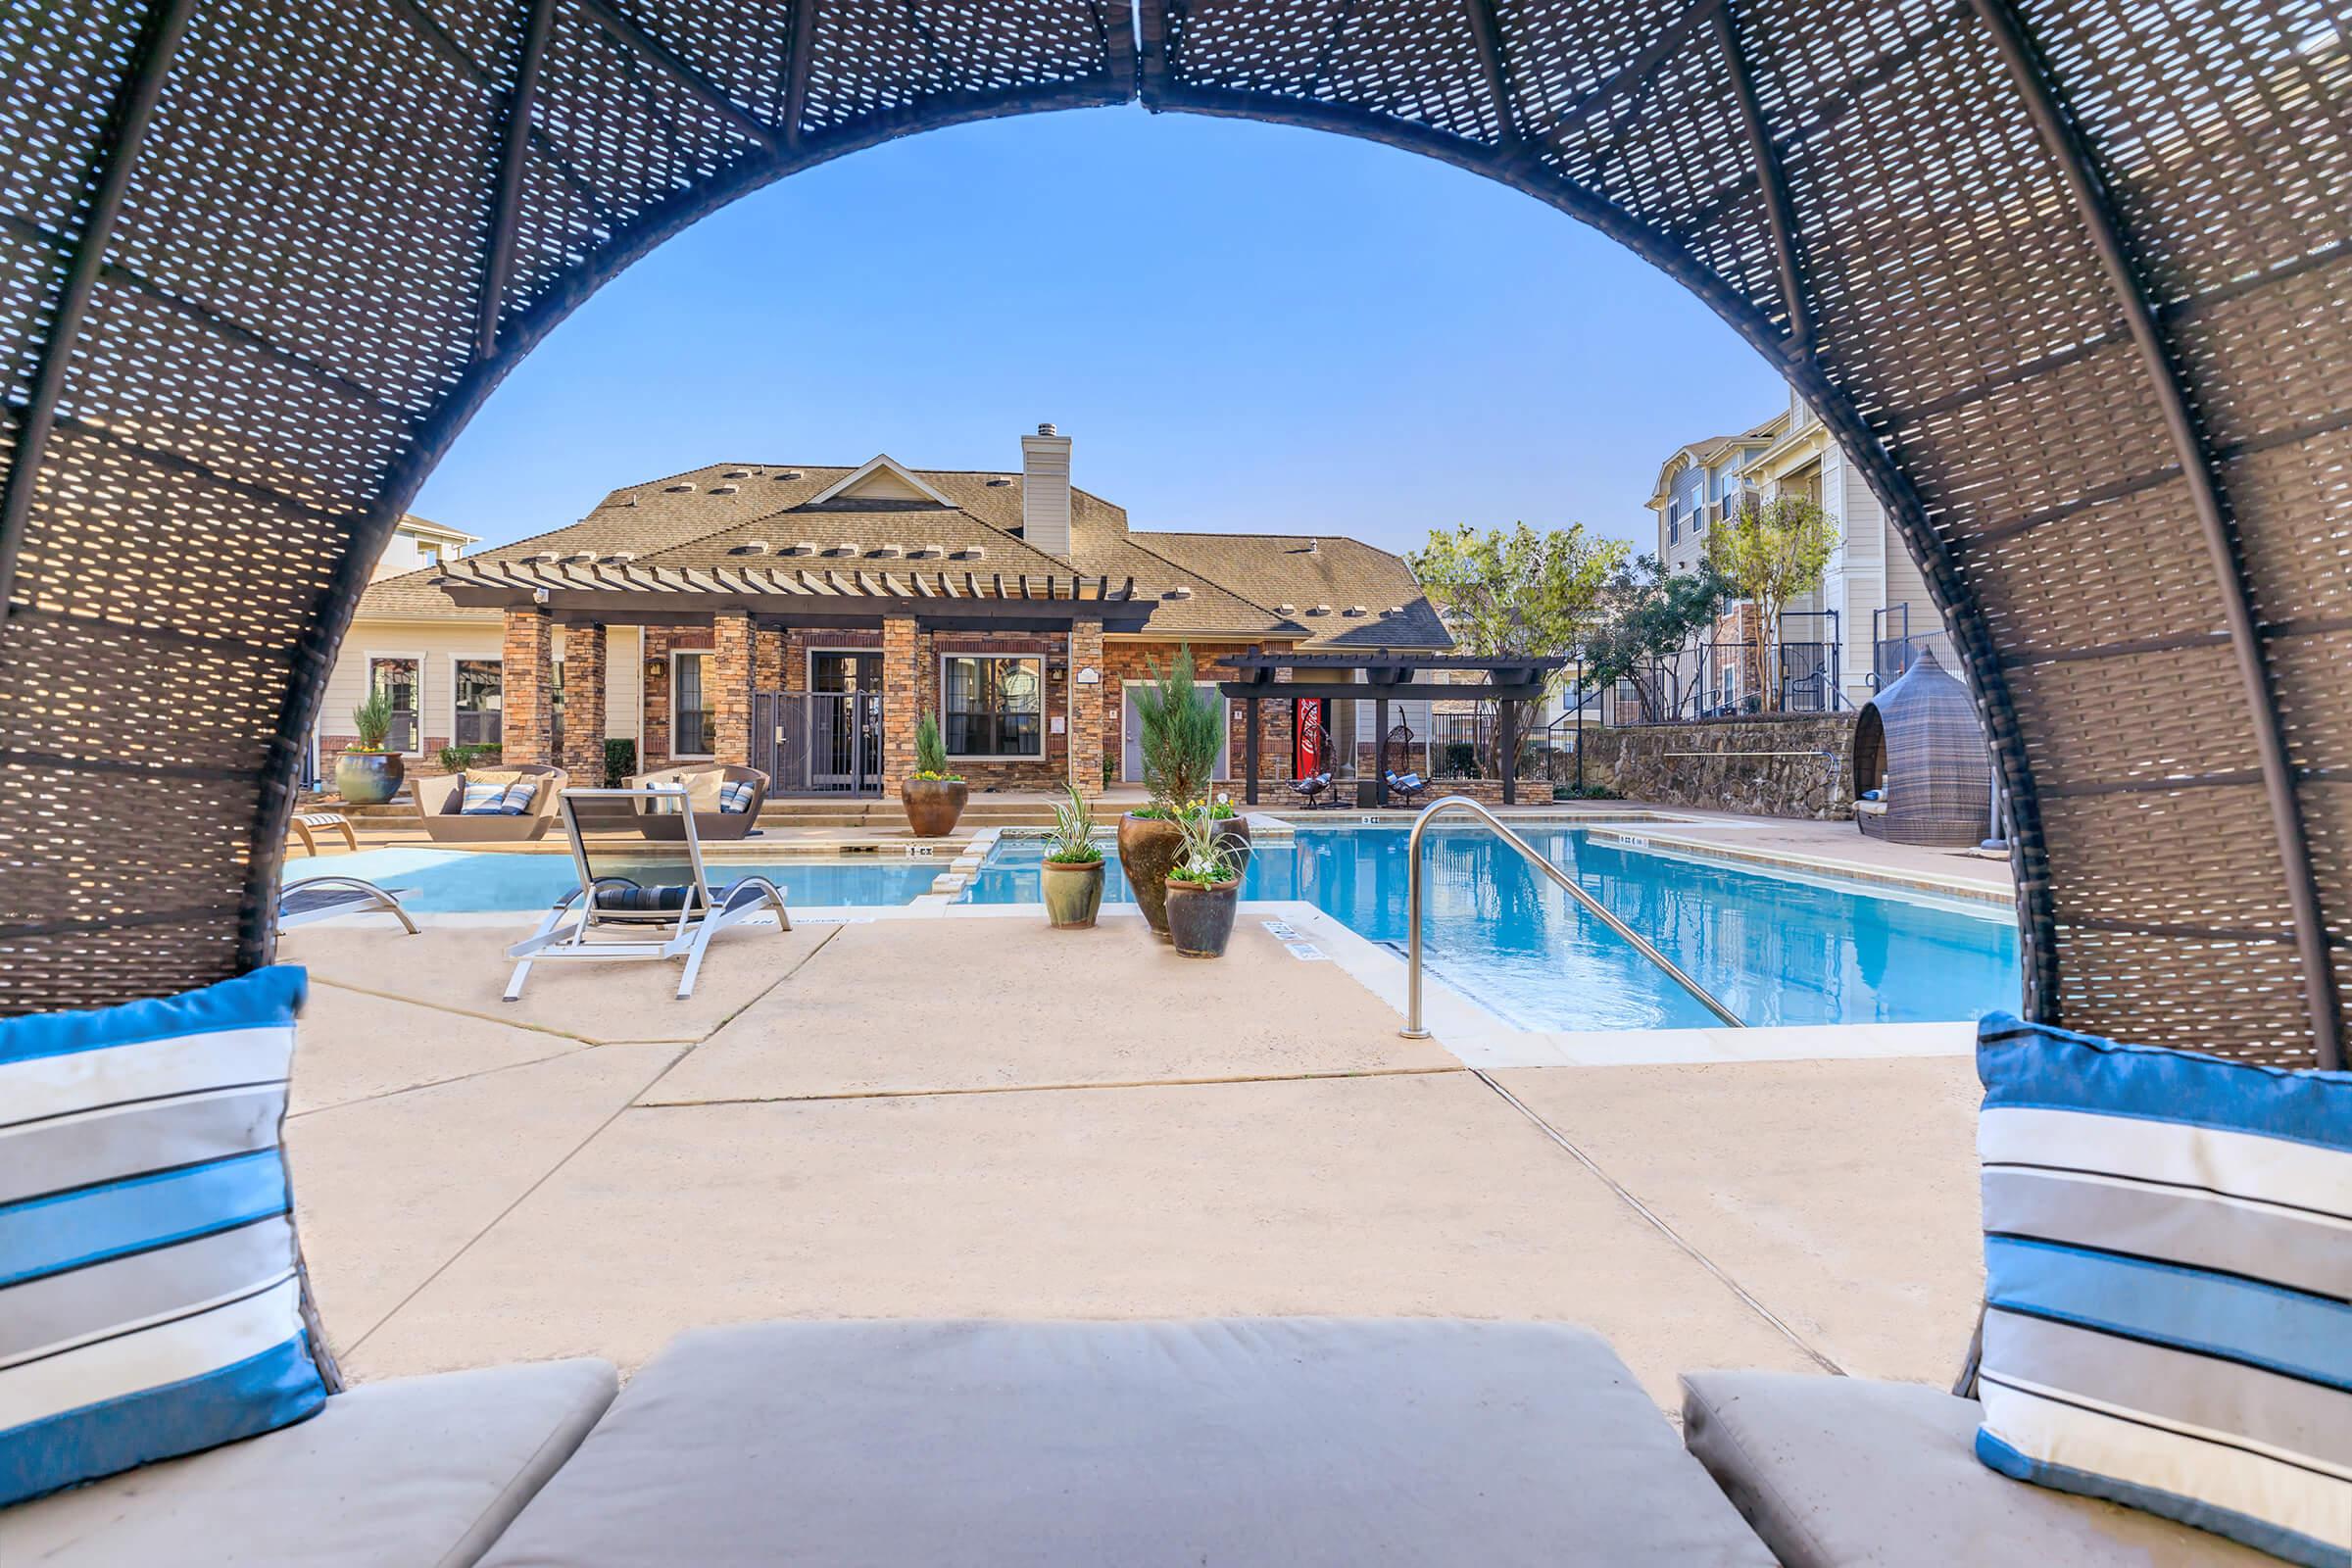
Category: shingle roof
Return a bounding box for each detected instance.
[1131,531,1450,650]
[356,459,1446,650]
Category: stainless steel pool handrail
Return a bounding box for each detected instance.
[1396,796,1743,1038]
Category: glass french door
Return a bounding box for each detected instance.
[809,652,883,788]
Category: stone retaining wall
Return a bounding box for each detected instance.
[1579,713,1857,820]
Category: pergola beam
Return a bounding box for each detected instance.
[1460,0,1521,146]
[1713,0,1810,350]
[783,0,817,145]
[0,0,197,618]
[579,0,787,156]
[1971,0,2343,1069]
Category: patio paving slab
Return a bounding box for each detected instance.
[339,1071,1818,1404]
[1490,1055,1984,1386]
[289,1043,681,1355]
[644,913,1455,1102]
[280,921,837,1044]
[290,981,589,1114]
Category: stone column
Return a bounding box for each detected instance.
[754,627,784,693]
[502,607,554,765]
[1067,617,1104,797]
[881,614,920,796]
[712,611,755,766]
[560,621,608,785]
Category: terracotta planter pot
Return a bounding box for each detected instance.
[901,777,967,838]
[1164,877,1240,958]
[1116,813,1186,939]
[335,750,404,806]
[1041,858,1105,929]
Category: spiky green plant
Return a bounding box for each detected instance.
[1133,644,1222,810]
[351,689,394,752]
[912,712,959,781]
[1046,782,1102,864]
[1167,803,1235,887]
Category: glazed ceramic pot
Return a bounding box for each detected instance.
[902,777,967,838]
[335,750,404,806]
[1041,858,1106,929]
[1210,815,1252,880]
[1116,813,1186,938]
[1163,877,1240,958]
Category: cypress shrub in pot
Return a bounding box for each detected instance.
[1041,783,1105,929]
[901,714,967,838]
[1118,647,1221,940]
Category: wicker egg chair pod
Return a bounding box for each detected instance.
[0,0,2344,1069]
[1852,651,1992,849]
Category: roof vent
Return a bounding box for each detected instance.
[986,477,1012,487]
[777,470,803,480]
[1308,604,1332,616]
[664,482,695,493]
[1037,421,1058,436]
[1344,605,1368,617]
[872,544,904,559]
[567,550,597,563]
[828,542,859,557]
[622,497,640,508]
[610,552,637,563]
[731,540,769,555]
[783,541,816,556]
[722,469,749,478]
[710,484,739,495]
[1276,602,1296,614]
[956,546,987,561]
[1163,585,1194,601]
[1304,537,1320,554]
[1388,605,1404,615]
[534,551,561,563]
[907,544,944,560]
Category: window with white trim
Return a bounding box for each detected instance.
[942,654,1043,759]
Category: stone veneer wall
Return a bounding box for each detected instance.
[1098,641,1293,793]
[1578,713,1858,820]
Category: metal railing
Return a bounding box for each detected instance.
[1396,796,1744,1037]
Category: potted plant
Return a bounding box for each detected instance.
[1163,807,1240,958]
[335,690,406,806]
[1117,647,1221,940]
[1196,792,1251,880]
[1040,783,1105,929]
[901,713,967,838]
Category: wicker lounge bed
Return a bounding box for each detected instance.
[413,765,568,844]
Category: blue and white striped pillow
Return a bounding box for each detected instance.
[500,778,541,815]
[0,966,331,1505]
[718,780,755,813]
[1974,1013,2350,1566]
[460,775,512,814]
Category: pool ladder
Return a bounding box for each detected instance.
[1396,796,1744,1038]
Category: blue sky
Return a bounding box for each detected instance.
[416,105,1788,560]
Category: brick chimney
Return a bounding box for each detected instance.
[1021,421,1072,559]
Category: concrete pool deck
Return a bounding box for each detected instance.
[278,907,1986,1411]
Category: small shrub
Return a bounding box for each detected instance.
[1102,751,1114,789]
[912,713,961,781]
[1443,741,1479,778]
[1046,782,1102,864]
[350,689,393,751]
[435,742,497,774]
[603,737,636,788]
[1554,781,1621,802]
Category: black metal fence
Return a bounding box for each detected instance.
[1604,637,1844,724]
[751,691,885,796]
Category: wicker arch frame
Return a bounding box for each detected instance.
[2,0,2344,1066]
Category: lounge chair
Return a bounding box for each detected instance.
[626,763,767,841]
[503,785,790,1002]
[286,810,358,856]
[1286,770,1333,808]
[277,875,417,934]
[414,763,567,843]
[1384,769,1430,807]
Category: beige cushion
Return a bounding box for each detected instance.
[1,1358,616,1567]
[1681,1372,2281,1567]
[482,1319,1772,1567]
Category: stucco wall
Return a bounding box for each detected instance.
[1582,713,1857,820]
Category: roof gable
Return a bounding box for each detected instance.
[807,455,955,507]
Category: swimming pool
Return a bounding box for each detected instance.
[284,848,944,911]
[962,826,2019,1031]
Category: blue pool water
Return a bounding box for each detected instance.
[962,826,2019,1031]
[285,848,943,911]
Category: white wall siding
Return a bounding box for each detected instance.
[325,616,644,748]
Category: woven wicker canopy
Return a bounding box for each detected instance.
[2,0,2344,1066]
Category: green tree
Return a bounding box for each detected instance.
[1578,554,1730,721]
[1410,522,1624,775]
[1706,496,1838,712]
[1133,644,1223,809]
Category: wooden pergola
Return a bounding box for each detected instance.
[1218,651,1565,808]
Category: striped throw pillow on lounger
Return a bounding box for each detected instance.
[0,966,331,1505]
[1974,1012,2350,1566]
